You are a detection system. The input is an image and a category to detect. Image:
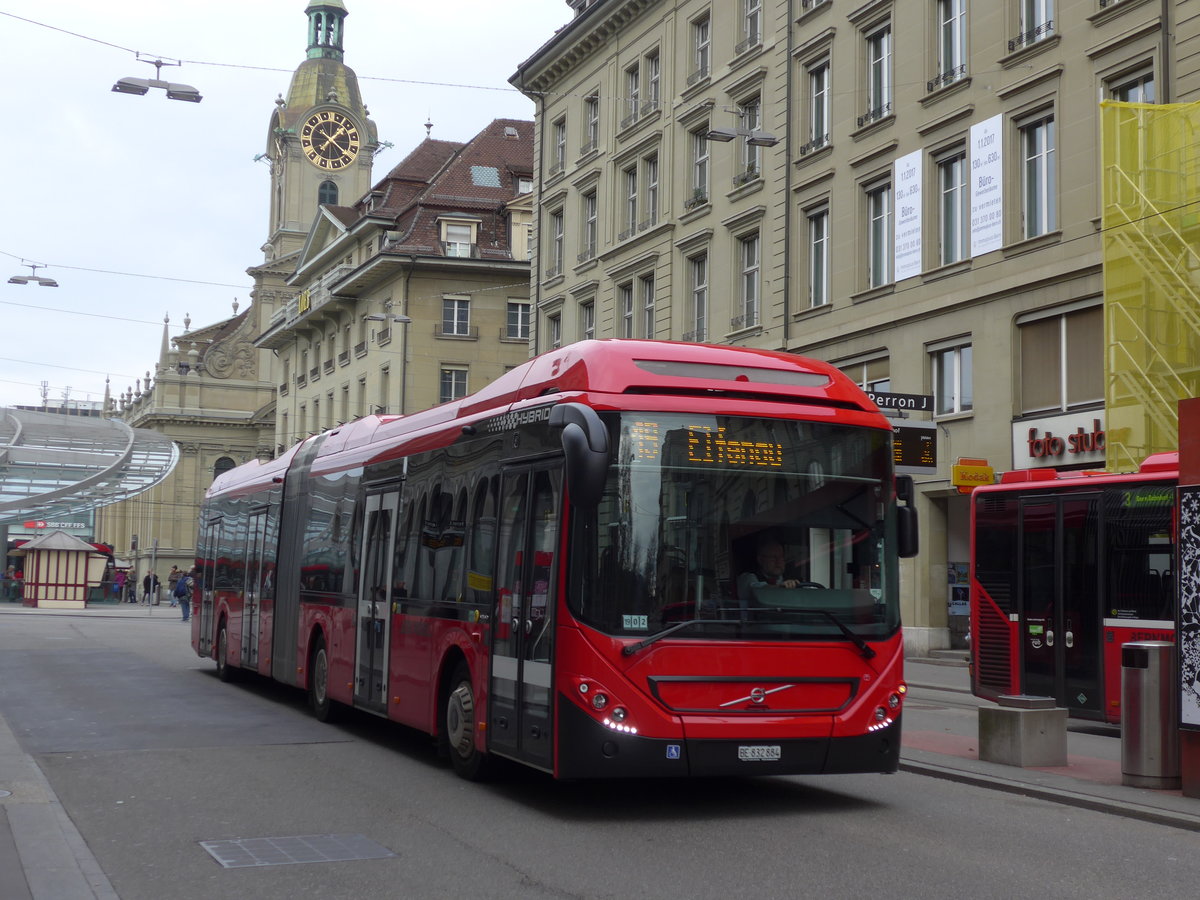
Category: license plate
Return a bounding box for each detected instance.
[737,745,782,762]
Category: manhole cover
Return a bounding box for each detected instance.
[200,833,395,869]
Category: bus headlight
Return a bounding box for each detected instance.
[591,692,609,710]
[888,692,902,709]
[611,706,628,722]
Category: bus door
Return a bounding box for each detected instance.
[355,490,399,713]
[1019,494,1103,716]
[198,518,221,656]
[240,510,267,669]
[490,465,561,771]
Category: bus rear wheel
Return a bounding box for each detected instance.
[309,638,337,723]
[444,662,489,780]
[215,623,236,682]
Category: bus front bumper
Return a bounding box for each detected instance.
[554,695,901,779]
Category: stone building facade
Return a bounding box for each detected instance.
[511,0,1200,654]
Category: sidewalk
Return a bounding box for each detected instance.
[903,657,1200,832]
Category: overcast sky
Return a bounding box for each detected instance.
[0,0,570,410]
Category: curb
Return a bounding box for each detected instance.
[900,757,1200,834]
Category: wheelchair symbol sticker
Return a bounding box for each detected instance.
[666,744,681,759]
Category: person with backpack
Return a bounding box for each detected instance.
[175,568,194,622]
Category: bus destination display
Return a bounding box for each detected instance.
[630,421,783,469]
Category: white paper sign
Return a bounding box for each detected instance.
[970,115,1003,255]
[893,150,923,281]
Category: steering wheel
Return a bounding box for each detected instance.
[791,581,825,590]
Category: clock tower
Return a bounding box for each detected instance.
[263,1,378,262]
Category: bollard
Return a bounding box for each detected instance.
[1121,641,1180,789]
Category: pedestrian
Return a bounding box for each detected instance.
[176,567,195,622]
[167,566,181,607]
[114,569,127,602]
[142,571,160,605]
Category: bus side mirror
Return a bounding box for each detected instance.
[550,402,609,509]
[895,475,918,558]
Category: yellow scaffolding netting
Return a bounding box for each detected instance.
[1102,99,1200,472]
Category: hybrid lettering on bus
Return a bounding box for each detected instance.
[191,340,918,779]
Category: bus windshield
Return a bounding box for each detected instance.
[569,412,901,643]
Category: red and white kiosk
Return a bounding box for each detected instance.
[17,530,109,610]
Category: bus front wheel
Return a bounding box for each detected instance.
[309,638,337,723]
[444,662,489,780]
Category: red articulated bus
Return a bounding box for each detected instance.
[191,339,918,779]
[970,452,1177,723]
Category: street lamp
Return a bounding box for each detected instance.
[705,107,780,147]
[112,56,202,103]
[7,262,58,287]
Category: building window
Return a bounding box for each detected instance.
[507,300,530,339]
[619,283,634,338]
[841,358,891,394]
[643,154,659,228]
[1022,116,1056,238]
[583,94,600,152]
[214,456,236,480]
[692,15,711,82]
[938,152,968,265]
[517,175,533,194]
[740,0,762,52]
[640,273,655,338]
[442,297,470,336]
[624,63,641,126]
[440,368,468,404]
[548,313,562,349]
[1111,69,1154,103]
[808,207,830,308]
[739,98,763,178]
[864,24,893,123]
[581,190,597,260]
[623,165,639,237]
[548,209,565,277]
[932,342,973,415]
[581,301,596,340]
[807,61,830,152]
[552,118,566,174]
[645,50,661,113]
[689,129,710,206]
[739,233,760,328]
[867,182,892,288]
[934,0,967,90]
[688,253,708,342]
[443,222,473,257]
[1019,306,1102,414]
[318,180,338,205]
[1013,0,1054,50]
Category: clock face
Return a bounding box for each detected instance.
[300,111,361,170]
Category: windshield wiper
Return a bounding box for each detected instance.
[756,607,877,660]
[622,618,733,656]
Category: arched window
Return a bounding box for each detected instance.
[213,457,236,481]
[318,180,338,205]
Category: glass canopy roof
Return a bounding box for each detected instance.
[0,408,179,525]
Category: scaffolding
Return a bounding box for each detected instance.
[1101,100,1200,472]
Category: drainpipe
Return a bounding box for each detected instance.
[782,0,795,348]
[1160,0,1172,103]
[400,254,417,415]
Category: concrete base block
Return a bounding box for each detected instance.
[978,704,1068,767]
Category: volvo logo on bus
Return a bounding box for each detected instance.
[750,688,766,704]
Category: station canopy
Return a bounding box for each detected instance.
[0,408,179,525]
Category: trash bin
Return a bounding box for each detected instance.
[1121,641,1180,788]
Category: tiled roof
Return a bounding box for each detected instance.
[342,119,533,260]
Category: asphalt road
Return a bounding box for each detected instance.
[1,611,1198,900]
